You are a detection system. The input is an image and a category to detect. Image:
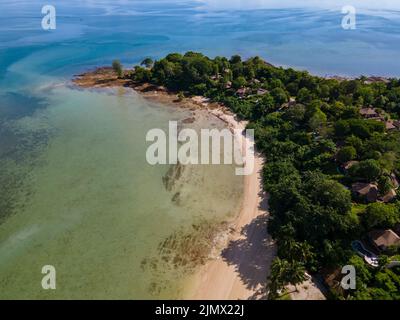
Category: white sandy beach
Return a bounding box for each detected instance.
[184,102,277,300]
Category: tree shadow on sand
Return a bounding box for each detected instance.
[221,190,276,300]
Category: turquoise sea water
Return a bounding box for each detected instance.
[0,0,399,299]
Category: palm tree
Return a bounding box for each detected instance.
[287,260,307,292]
[268,258,307,298]
[267,258,290,299]
[279,238,314,265]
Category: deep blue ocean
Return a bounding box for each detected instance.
[1,0,400,87]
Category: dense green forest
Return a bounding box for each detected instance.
[128,52,400,300]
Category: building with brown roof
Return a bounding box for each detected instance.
[360,107,379,119]
[363,77,390,85]
[369,229,400,252]
[235,88,247,98]
[379,189,397,203]
[280,97,296,110]
[385,120,397,131]
[393,224,400,237]
[343,161,359,171]
[352,182,379,203]
[257,88,269,96]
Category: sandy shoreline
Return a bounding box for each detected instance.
[73,68,277,300]
[181,100,276,300]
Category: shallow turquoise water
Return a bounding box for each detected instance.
[0,84,244,299]
[0,0,399,299]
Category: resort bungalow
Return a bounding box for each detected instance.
[280,97,296,110]
[377,174,400,203]
[391,173,400,190]
[256,88,269,96]
[385,120,397,131]
[393,224,400,237]
[235,88,248,98]
[363,77,390,85]
[359,107,379,119]
[379,189,397,203]
[369,229,400,253]
[224,81,232,89]
[352,182,379,203]
[342,160,359,172]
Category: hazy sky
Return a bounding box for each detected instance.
[198,0,400,11]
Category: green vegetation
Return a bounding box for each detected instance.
[349,255,400,300]
[337,146,357,164]
[112,59,123,78]
[268,257,307,299]
[363,203,400,230]
[349,159,382,182]
[130,52,400,299]
[141,57,154,69]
